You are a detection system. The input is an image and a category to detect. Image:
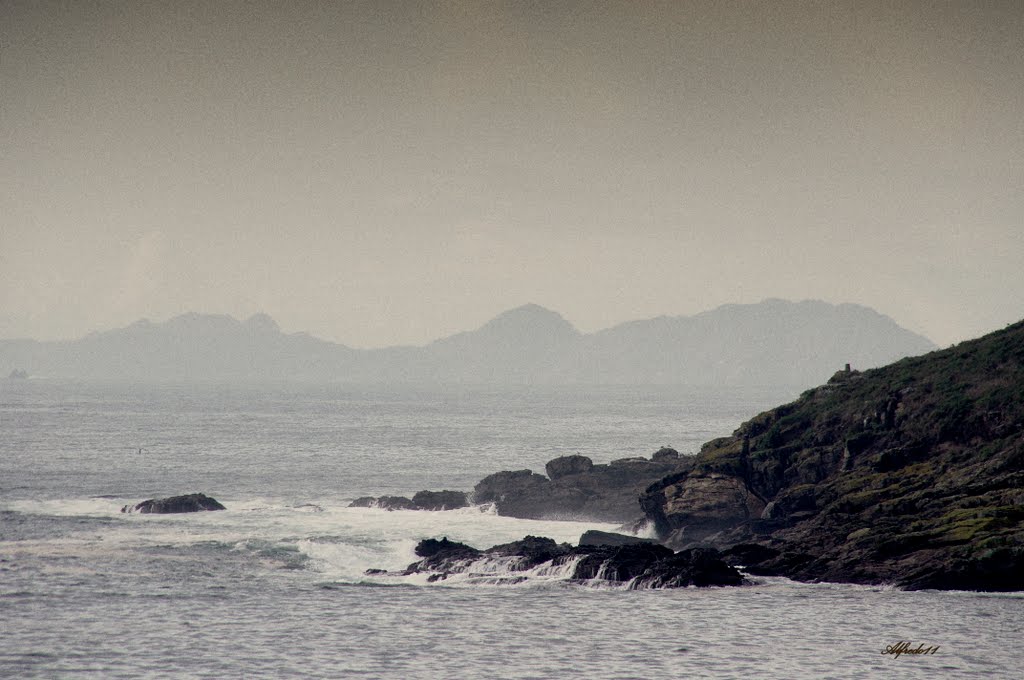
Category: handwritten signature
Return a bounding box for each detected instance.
[882,641,940,658]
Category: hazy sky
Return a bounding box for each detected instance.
[2,1,1022,348]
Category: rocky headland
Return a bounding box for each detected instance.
[350,320,1024,591]
[640,320,1024,591]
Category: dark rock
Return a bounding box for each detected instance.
[409,537,483,573]
[545,454,594,479]
[375,496,416,511]
[572,543,674,581]
[473,453,695,523]
[122,493,225,514]
[414,537,480,559]
[411,489,468,510]
[652,447,680,462]
[636,548,746,588]
[398,535,744,589]
[720,543,780,567]
[486,536,569,566]
[471,469,552,517]
[578,530,657,547]
[349,490,468,511]
[897,546,1024,592]
[473,469,550,501]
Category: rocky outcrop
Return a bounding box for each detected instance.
[348,450,693,522]
[349,490,468,511]
[641,470,767,545]
[349,495,417,510]
[471,469,556,517]
[370,535,744,588]
[640,318,1024,591]
[578,530,657,547]
[545,454,594,479]
[472,451,694,522]
[411,490,469,510]
[122,493,225,514]
[651,446,680,462]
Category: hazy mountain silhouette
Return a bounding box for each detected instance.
[0,300,936,386]
[0,313,356,382]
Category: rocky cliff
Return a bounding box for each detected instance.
[641,320,1024,591]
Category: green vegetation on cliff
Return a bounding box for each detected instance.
[641,320,1024,590]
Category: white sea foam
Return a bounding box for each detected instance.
[4,497,128,516]
[292,505,622,585]
[4,494,638,590]
[371,553,597,589]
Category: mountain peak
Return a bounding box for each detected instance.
[244,313,280,333]
[480,304,580,337]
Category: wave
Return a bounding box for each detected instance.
[2,495,627,588]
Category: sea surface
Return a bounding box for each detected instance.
[1,380,1022,679]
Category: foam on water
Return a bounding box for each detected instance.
[1,495,624,589]
[6,497,129,517]
[290,504,622,585]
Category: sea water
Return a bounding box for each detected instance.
[1,381,1022,679]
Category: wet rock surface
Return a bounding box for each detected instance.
[370,534,744,589]
[121,493,226,514]
[410,490,469,510]
[348,490,468,511]
[578,530,657,547]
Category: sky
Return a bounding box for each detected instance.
[2,1,1022,348]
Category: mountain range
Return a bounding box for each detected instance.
[0,299,936,386]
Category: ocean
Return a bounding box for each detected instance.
[1,381,1021,679]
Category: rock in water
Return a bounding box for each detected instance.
[122,493,226,514]
[347,495,416,510]
[471,450,694,522]
[374,496,416,511]
[348,491,468,510]
[396,535,744,588]
[410,490,469,510]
